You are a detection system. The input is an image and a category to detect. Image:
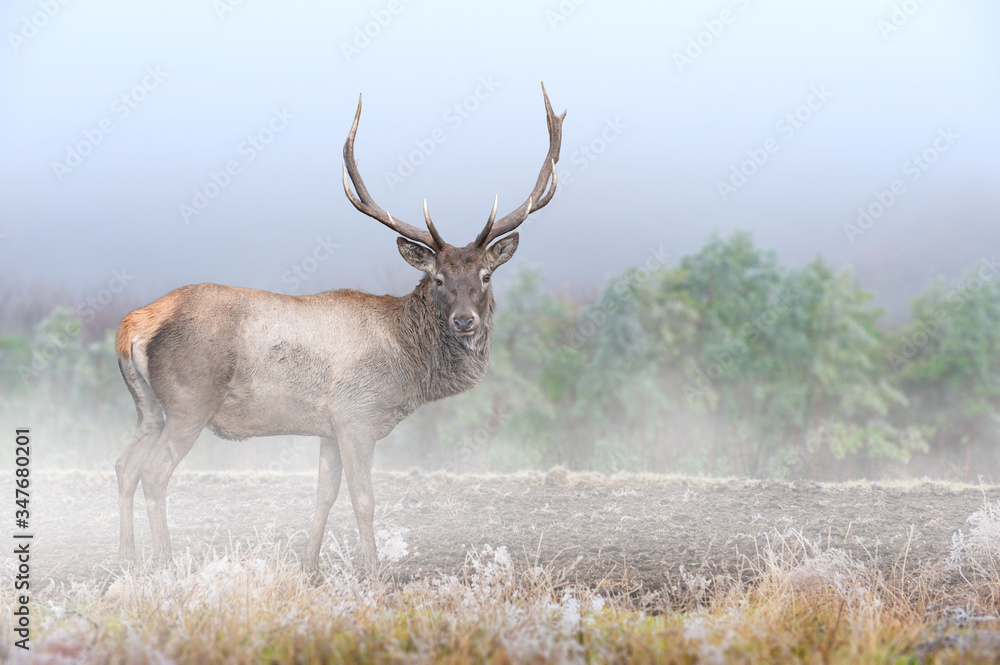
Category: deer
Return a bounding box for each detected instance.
[113,83,565,576]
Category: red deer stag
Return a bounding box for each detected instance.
[114,83,564,575]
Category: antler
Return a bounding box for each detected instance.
[477,82,565,247]
[342,94,444,250]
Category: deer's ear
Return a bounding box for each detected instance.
[484,233,518,271]
[397,237,437,273]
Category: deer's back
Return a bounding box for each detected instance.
[117,283,422,439]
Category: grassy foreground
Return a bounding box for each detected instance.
[2,519,999,665]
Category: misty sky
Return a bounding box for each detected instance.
[2,0,999,321]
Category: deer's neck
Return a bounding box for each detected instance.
[396,279,492,405]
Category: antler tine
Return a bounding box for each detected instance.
[343,94,441,249]
[422,199,446,249]
[484,82,565,245]
[474,195,499,248]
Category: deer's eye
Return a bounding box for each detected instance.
[435,278,443,286]
[482,273,491,284]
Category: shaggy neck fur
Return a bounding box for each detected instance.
[394,277,493,405]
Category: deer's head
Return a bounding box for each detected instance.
[342,83,565,345]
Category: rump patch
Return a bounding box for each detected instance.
[115,290,184,360]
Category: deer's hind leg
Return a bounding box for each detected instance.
[116,357,164,560]
[138,391,226,565]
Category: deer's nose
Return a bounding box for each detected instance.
[453,316,477,333]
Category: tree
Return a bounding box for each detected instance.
[894,268,1000,479]
[781,261,923,479]
[672,231,786,475]
[671,231,922,478]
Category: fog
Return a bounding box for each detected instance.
[5,10,1000,659]
[2,0,998,322]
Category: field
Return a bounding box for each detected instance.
[3,470,1000,663]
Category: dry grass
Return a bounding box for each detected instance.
[2,495,1000,663]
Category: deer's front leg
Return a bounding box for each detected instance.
[338,428,378,576]
[303,436,344,573]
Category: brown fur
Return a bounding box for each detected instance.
[115,289,185,359]
[113,243,507,575]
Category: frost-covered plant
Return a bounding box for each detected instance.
[679,564,714,603]
[787,548,871,603]
[950,499,1000,579]
[555,589,580,632]
[375,525,410,563]
[683,613,737,665]
[467,544,514,594]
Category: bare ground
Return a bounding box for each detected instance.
[20,469,1000,595]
